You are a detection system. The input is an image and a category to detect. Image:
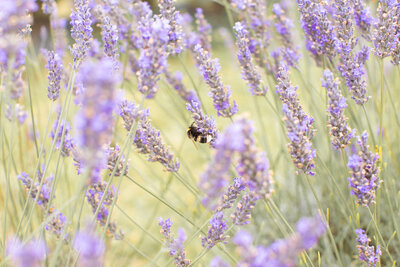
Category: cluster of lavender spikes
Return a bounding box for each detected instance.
[355,229,381,266]
[158,218,191,266]
[276,65,316,176]
[230,215,326,266]
[347,132,381,206]
[118,99,180,172]
[321,69,355,150]
[233,22,267,96]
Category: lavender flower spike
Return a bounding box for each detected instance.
[158,0,184,54]
[194,8,212,54]
[193,44,238,117]
[70,0,93,69]
[216,177,246,211]
[347,132,381,206]
[74,227,105,267]
[276,65,316,176]
[233,22,267,96]
[158,218,191,266]
[45,50,63,101]
[231,192,259,225]
[322,69,355,149]
[201,211,228,249]
[97,8,119,66]
[355,229,381,266]
[352,0,373,41]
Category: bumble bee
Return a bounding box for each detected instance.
[187,122,212,144]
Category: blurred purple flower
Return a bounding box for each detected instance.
[7,238,46,267]
[50,113,75,157]
[74,227,105,267]
[41,0,56,15]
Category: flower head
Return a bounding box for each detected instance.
[355,229,381,266]
[45,50,63,101]
[201,212,228,249]
[158,0,184,54]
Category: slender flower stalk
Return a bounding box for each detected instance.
[233,22,267,96]
[193,44,238,117]
[45,50,63,101]
[347,132,381,206]
[158,0,184,54]
[321,69,355,149]
[276,65,316,176]
[70,0,93,69]
[158,218,191,266]
[118,99,180,172]
[355,229,381,266]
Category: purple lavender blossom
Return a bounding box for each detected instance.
[276,65,316,176]
[74,58,120,182]
[231,192,259,225]
[158,218,191,266]
[322,69,355,149]
[272,3,301,68]
[51,16,68,57]
[96,8,119,66]
[372,0,399,59]
[209,257,230,267]
[186,100,217,146]
[73,227,105,267]
[106,145,128,177]
[158,0,184,54]
[18,172,53,208]
[86,181,122,239]
[50,113,75,157]
[216,177,246,211]
[233,22,267,96]
[164,70,199,104]
[297,0,337,65]
[41,0,56,15]
[355,229,381,266]
[136,15,170,98]
[7,238,47,267]
[347,132,381,206]
[45,50,63,101]
[352,0,373,41]
[44,210,67,238]
[201,211,228,249]
[193,44,238,117]
[194,8,212,53]
[70,0,93,69]
[118,99,180,172]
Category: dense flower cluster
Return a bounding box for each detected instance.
[233,22,267,96]
[201,211,228,249]
[347,132,381,206]
[355,229,381,266]
[158,0,184,54]
[233,215,326,266]
[322,69,355,149]
[158,218,191,266]
[276,65,316,176]
[45,50,63,101]
[352,0,373,41]
[193,44,238,117]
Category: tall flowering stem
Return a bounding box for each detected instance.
[321,69,355,149]
[70,0,93,69]
[193,45,238,117]
[347,132,381,206]
[355,229,381,266]
[276,65,316,176]
[233,22,267,96]
[158,218,191,266]
[158,0,184,54]
[119,100,180,172]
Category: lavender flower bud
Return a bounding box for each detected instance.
[186,100,218,146]
[276,65,316,176]
[322,69,355,149]
[118,100,150,131]
[194,8,212,53]
[97,8,119,66]
[355,229,381,266]
[75,58,120,181]
[233,22,267,96]
[158,218,191,266]
[7,238,46,267]
[70,0,93,69]
[44,210,67,238]
[372,0,399,59]
[347,132,381,206]
[231,191,259,225]
[18,172,53,209]
[193,44,238,117]
[158,0,184,54]
[136,16,170,98]
[216,177,246,211]
[297,0,337,65]
[50,114,75,157]
[73,227,105,267]
[352,0,373,41]
[201,211,228,249]
[106,145,128,176]
[165,70,199,104]
[45,50,63,101]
